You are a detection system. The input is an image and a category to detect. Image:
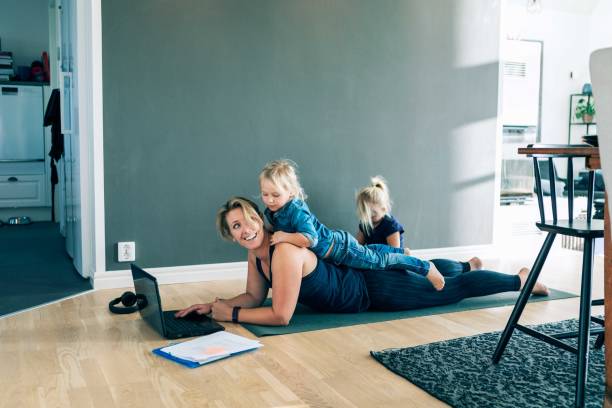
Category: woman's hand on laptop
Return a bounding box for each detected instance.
[175,302,213,318]
[210,299,233,322]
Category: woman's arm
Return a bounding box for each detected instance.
[385,232,402,248]
[175,251,269,317]
[211,243,307,325]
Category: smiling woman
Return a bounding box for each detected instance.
[175,197,548,326]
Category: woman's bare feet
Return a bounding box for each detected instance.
[467,256,482,271]
[427,262,445,291]
[517,267,550,296]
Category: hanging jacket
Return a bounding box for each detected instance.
[44,88,63,163]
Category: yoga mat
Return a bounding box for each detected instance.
[371,317,604,407]
[241,288,576,337]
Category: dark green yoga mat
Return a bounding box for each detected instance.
[241,288,576,337]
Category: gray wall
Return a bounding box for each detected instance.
[0,0,49,68]
[102,0,500,270]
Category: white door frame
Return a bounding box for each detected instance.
[74,0,105,280]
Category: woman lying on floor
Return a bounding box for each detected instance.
[176,197,549,325]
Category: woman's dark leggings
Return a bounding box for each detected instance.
[362,258,521,311]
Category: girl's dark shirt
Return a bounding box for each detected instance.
[255,246,370,313]
[359,214,405,247]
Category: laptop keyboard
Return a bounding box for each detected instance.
[163,311,207,333]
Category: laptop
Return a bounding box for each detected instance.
[131,264,224,339]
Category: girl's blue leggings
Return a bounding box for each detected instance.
[361,258,521,311]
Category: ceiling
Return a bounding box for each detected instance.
[508,0,601,15]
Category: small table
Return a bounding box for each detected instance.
[517,145,612,397]
[517,145,600,169]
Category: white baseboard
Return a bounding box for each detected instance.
[93,261,247,290]
[411,244,497,261]
[93,244,497,290]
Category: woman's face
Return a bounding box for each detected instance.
[225,208,265,250]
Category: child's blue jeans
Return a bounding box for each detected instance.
[327,231,431,275]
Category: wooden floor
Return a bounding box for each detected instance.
[1,237,605,408]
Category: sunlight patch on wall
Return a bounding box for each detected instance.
[447,118,498,243]
[452,0,500,68]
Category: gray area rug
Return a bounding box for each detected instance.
[371,318,604,407]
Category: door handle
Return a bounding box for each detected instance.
[59,71,73,134]
[7,177,18,182]
[1,87,18,95]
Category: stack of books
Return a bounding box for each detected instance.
[153,331,263,368]
[0,52,14,81]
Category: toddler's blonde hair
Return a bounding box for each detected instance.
[356,176,392,233]
[259,159,307,201]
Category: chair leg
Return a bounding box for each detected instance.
[592,300,605,349]
[492,232,557,364]
[594,333,604,349]
[575,237,594,408]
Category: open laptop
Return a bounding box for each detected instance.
[131,264,224,339]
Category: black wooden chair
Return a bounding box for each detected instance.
[536,159,566,197]
[492,144,604,408]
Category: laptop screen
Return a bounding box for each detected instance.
[131,264,165,336]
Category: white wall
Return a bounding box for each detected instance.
[589,1,612,60]
[504,1,592,145]
[504,0,612,145]
[0,0,49,69]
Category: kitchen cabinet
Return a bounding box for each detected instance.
[0,83,50,208]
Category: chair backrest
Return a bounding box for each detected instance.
[591,48,612,220]
[536,159,560,182]
[529,144,596,224]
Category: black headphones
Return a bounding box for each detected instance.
[108,291,148,314]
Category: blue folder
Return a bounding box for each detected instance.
[152,346,259,368]
[152,347,202,368]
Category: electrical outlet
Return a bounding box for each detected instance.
[117,241,136,262]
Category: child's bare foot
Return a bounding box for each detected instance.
[427,262,445,291]
[517,267,549,296]
[404,247,411,255]
[468,256,482,271]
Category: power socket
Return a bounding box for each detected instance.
[117,241,136,262]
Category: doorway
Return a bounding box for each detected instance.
[497,38,544,247]
[0,0,102,317]
[496,0,611,259]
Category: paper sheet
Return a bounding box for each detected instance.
[160,331,262,363]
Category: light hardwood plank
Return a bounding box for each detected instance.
[1,241,603,407]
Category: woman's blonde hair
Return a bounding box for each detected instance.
[216,196,265,241]
[259,159,307,200]
[356,176,392,233]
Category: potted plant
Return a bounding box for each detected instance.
[575,98,596,123]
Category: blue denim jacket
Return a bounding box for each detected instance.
[265,199,430,275]
[264,199,336,258]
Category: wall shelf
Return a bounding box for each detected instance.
[568,93,596,144]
